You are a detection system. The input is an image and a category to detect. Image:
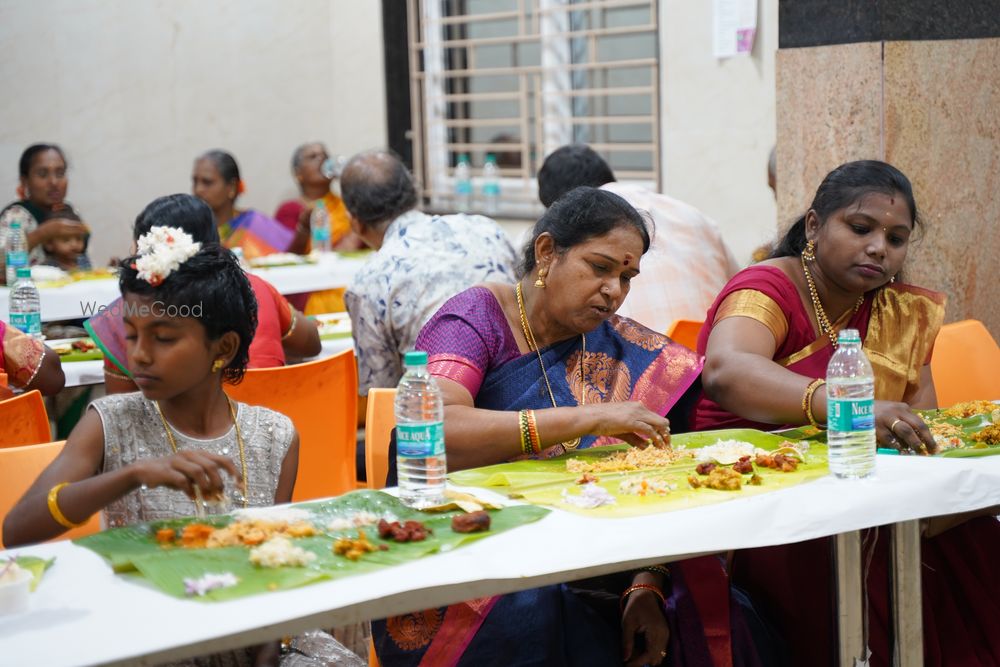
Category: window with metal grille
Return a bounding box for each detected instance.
[407,0,660,217]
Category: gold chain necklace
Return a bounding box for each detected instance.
[801,254,864,348]
[515,282,585,450]
[153,399,249,508]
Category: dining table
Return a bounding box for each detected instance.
[2,453,998,667]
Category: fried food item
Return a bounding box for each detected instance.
[377,519,431,542]
[695,462,717,475]
[71,339,96,352]
[687,475,702,489]
[971,424,1000,447]
[155,528,176,544]
[451,511,492,533]
[748,473,763,486]
[941,400,997,419]
[333,529,386,560]
[754,452,799,472]
[576,473,600,485]
[733,456,754,474]
[180,523,216,548]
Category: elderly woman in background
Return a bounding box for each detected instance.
[374,187,778,667]
[274,141,362,253]
[694,160,1000,666]
[0,144,89,281]
[191,149,294,260]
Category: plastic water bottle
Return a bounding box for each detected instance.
[826,329,876,479]
[9,267,42,339]
[395,350,447,507]
[310,201,331,253]
[481,153,501,215]
[454,155,472,213]
[5,221,29,286]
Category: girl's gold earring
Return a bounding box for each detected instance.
[534,268,547,288]
[212,359,225,373]
[802,239,817,262]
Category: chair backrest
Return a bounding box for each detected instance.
[0,441,101,548]
[364,388,397,490]
[930,319,1000,406]
[225,350,358,502]
[0,390,52,448]
[666,319,704,351]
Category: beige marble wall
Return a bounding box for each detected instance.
[0,0,387,264]
[776,38,1000,337]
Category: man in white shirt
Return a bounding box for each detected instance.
[342,150,519,401]
[537,145,739,334]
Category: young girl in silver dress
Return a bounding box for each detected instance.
[4,225,301,666]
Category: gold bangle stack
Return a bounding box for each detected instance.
[802,378,827,430]
[47,482,87,529]
[518,410,540,455]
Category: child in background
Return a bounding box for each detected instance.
[3,232,300,666]
[39,209,91,271]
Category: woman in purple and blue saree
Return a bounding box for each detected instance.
[372,187,781,667]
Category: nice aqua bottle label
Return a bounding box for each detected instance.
[397,421,445,458]
[828,397,875,431]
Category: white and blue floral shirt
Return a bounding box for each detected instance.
[345,209,519,394]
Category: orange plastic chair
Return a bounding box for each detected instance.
[930,319,1000,406]
[0,390,52,448]
[364,389,397,490]
[666,319,704,351]
[225,349,358,502]
[0,441,101,548]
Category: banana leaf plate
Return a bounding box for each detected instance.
[450,429,829,518]
[74,490,547,601]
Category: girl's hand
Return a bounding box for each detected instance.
[133,451,241,499]
[622,589,670,667]
[588,402,671,449]
[875,400,937,454]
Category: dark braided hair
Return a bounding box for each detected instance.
[118,243,257,384]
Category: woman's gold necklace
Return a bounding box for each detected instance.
[800,254,864,348]
[515,282,585,450]
[153,398,249,508]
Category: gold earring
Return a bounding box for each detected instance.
[212,359,225,373]
[890,275,896,284]
[802,239,816,261]
[534,268,547,288]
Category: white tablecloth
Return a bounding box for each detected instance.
[2,455,999,667]
[0,254,366,323]
[61,337,355,388]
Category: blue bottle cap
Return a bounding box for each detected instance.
[837,328,861,343]
[404,350,428,366]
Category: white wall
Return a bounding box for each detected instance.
[0,0,387,265]
[659,0,777,265]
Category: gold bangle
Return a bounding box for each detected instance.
[525,410,541,454]
[47,482,86,529]
[802,378,826,430]
[518,410,531,455]
[282,307,297,340]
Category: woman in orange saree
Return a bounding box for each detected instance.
[693,160,1000,667]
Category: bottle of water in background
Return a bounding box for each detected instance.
[454,154,472,213]
[5,221,29,285]
[9,267,42,339]
[826,328,876,479]
[481,153,501,215]
[395,350,447,507]
[310,201,331,253]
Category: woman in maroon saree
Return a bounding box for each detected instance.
[373,187,779,667]
[694,160,1000,666]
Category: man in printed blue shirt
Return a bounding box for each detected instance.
[341,150,518,420]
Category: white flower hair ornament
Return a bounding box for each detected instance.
[132,226,202,287]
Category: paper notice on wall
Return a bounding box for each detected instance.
[713,0,757,58]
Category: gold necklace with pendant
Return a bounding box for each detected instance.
[515,282,585,450]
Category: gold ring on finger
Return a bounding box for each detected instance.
[889,418,903,434]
